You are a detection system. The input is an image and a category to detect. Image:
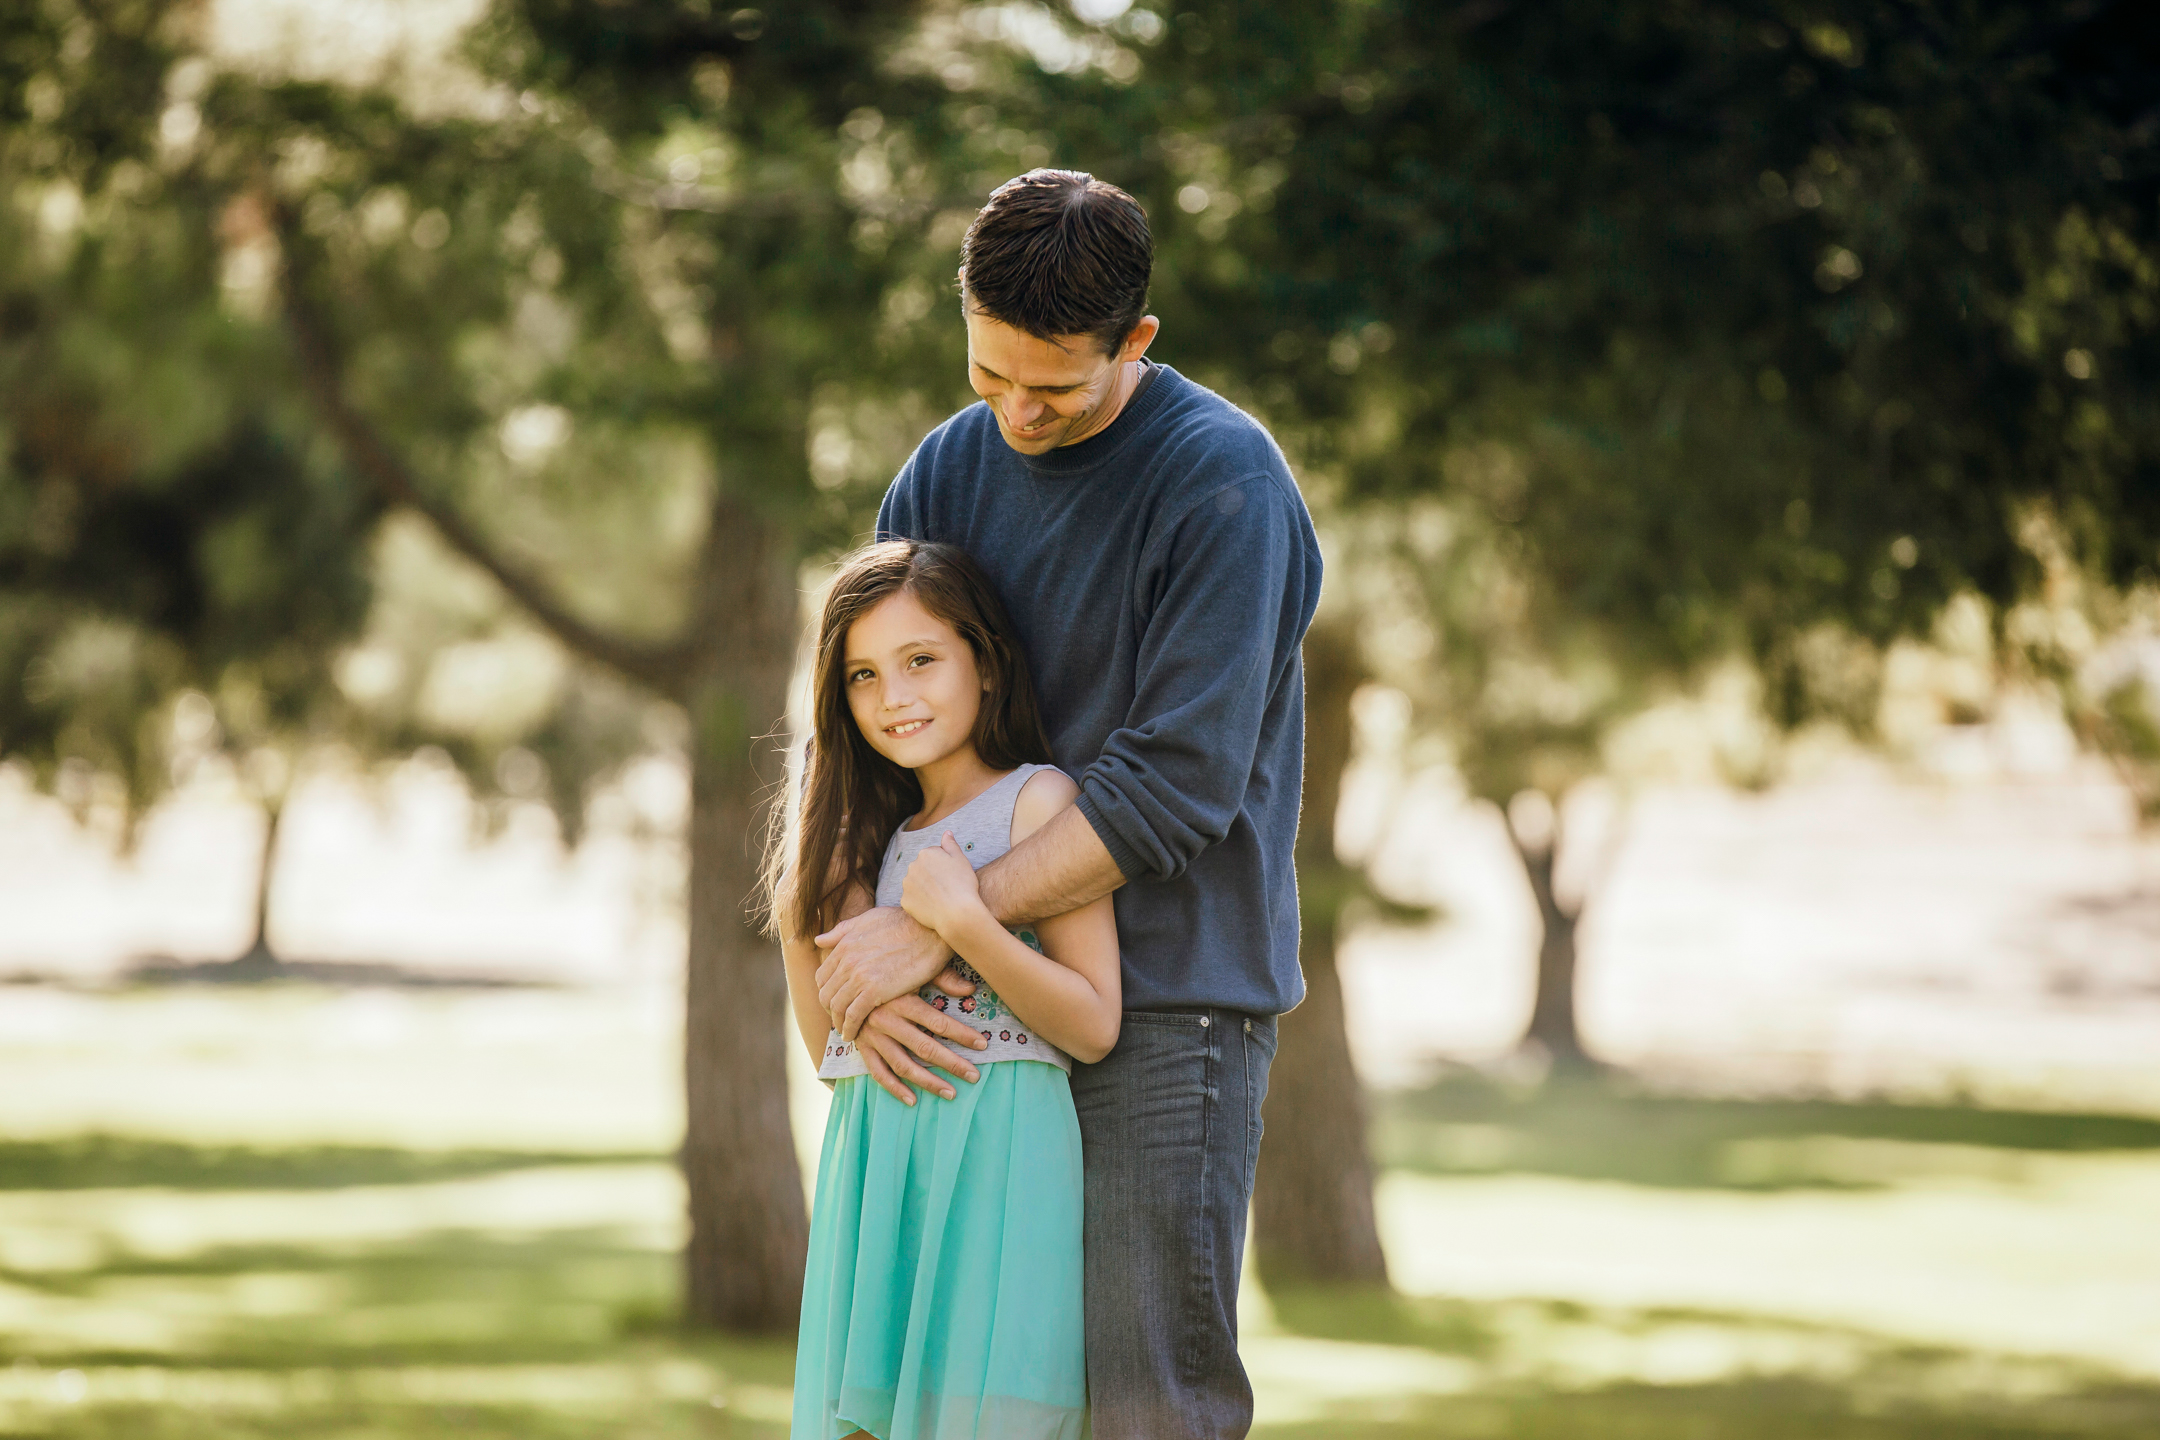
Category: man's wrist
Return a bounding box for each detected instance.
[901,909,956,987]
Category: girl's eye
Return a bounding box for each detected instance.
[848,668,872,684]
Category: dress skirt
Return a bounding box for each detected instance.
[793,1062,1088,1440]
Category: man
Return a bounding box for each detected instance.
[815,168,1321,1439]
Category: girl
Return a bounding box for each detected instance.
[773,539,1120,1440]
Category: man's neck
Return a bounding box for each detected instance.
[1057,357,1152,450]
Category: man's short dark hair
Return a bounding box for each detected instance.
[959,169,1152,355]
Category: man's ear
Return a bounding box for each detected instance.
[1119,315,1161,363]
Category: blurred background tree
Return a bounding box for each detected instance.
[0,2,381,973]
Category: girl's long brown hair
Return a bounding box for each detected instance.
[767,540,1052,942]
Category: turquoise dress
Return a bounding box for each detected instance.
[793,1065,1087,1439]
[794,767,1089,1440]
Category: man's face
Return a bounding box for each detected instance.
[964,309,1157,455]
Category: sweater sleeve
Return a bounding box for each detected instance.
[1074,475,1311,882]
[875,452,924,541]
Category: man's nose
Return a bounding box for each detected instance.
[1008,392,1047,427]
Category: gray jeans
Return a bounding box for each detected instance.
[1070,1007,1278,1440]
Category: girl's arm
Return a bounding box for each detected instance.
[900,771,1122,1063]
[782,881,870,1067]
[783,933,833,1068]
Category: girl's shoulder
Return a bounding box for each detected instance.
[1009,765,1078,847]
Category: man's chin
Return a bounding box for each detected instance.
[997,423,1064,453]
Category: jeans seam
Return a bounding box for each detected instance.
[1179,1016,1220,1398]
[1242,1025,1260,1199]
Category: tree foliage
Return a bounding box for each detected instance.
[1170,0,2159,684]
[0,1,378,835]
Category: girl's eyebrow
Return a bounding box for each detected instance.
[842,636,948,666]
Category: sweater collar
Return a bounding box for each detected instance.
[1015,361,1180,476]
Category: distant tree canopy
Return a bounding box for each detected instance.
[1129,0,2160,698]
[0,3,376,823]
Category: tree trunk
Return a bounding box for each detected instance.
[1507,801,1592,1070]
[680,494,810,1331]
[1252,619,1391,1291]
[232,796,283,976]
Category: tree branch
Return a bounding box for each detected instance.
[274,210,690,696]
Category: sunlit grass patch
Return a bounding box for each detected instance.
[0,987,679,1153]
[1372,1163,2160,1378]
[0,1354,795,1438]
[1252,1370,2160,1439]
[1375,1070,2160,1192]
[0,1165,679,1367]
[1242,1298,2160,1437]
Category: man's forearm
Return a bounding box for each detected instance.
[976,804,1126,927]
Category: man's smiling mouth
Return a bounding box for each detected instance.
[886,719,930,737]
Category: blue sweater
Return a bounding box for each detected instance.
[877,364,1322,1015]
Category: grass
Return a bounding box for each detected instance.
[5,989,2160,1436]
[1375,1067,2160,1191]
[0,1136,654,1193]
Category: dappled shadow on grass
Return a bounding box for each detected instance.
[0,1345,797,1440]
[0,1203,797,1437]
[1,1226,685,1369]
[0,1396,756,1440]
[121,956,554,990]
[1253,1372,2160,1440]
[1374,1069,2160,1191]
[1260,1286,2160,1438]
[1266,1285,1498,1357]
[0,1136,659,1192]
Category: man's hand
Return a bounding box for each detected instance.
[815,904,953,1041]
[854,994,988,1105]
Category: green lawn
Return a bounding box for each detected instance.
[3,987,2158,1437]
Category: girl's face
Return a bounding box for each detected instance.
[842,588,986,771]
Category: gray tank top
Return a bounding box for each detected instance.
[818,763,1073,1080]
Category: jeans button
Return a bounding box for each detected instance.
[1243,1018,1252,1033]
[1198,1016,1210,1028]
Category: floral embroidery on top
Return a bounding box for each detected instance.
[950,958,1001,1022]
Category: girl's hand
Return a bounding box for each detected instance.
[901,834,988,941]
